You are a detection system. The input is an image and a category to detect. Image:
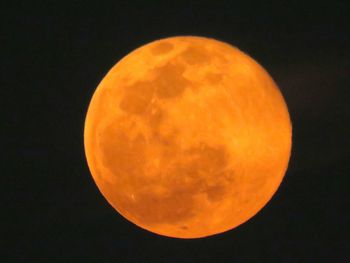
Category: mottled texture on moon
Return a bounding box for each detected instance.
[84,36,292,238]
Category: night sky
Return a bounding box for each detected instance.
[4,1,349,262]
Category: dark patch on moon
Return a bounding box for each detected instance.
[152,62,190,99]
[99,123,146,181]
[205,72,223,84]
[180,45,211,65]
[119,81,154,114]
[165,143,232,205]
[151,41,174,55]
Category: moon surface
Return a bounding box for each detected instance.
[84,36,292,238]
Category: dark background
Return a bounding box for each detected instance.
[3,0,349,262]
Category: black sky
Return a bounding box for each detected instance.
[3,1,349,262]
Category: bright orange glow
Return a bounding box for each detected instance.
[84,36,292,238]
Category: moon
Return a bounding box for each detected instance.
[84,36,292,238]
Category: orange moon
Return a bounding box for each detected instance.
[84,36,292,238]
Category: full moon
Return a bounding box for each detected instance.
[84,36,292,238]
